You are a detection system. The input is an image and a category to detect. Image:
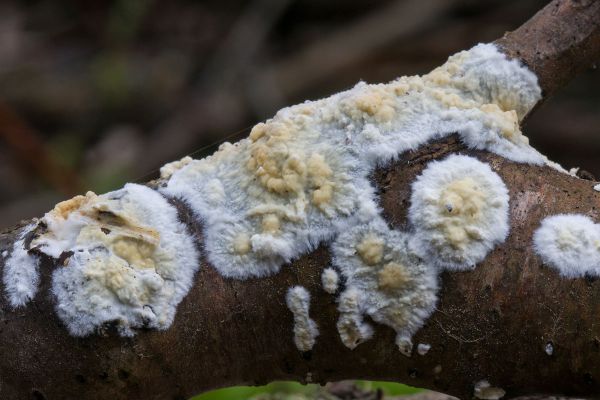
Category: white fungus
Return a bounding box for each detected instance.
[545,342,554,356]
[408,154,509,270]
[331,217,438,354]
[474,380,506,400]
[533,214,600,278]
[160,43,550,281]
[29,183,199,336]
[1,42,555,346]
[321,267,339,294]
[286,286,319,352]
[593,183,600,192]
[2,223,40,308]
[417,343,431,356]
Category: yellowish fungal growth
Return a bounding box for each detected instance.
[321,267,339,294]
[34,191,161,272]
[159,156,193,179]
[232,233,252,255]
[377,262,411,291]
[474,381,506,400]
[160,43,546,280]
[332,219,438,355]
[437,177,487,249]
[262,214,281,234]
[29,183,199,337]
[286,286,319,352]
[409,155,510,270]
[356,234,385,266]
[342,86,396,122]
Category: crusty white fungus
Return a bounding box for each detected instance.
[332,218,438,354]
[594,184,600,192]
[160,43,552,281]
[160,156,193,179]
[30,183,199,336]
[408,154,509,270]
[321,267,339,294]
[533,214,600,278]
[545,342,554,356]
[2,223,40,308]
[286,286,319,352]
[474,380,506,400]
[417,343,431,356]
[2,43,556,345]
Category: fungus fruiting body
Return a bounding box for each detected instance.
[408,154,510,270]
[286,286,319,352]
[474,380,506,400]
[533,214,600,278]
[321,267,340,294]
[332,217,438,353]
[1,43,552,345]
[417,343,432,356]
[159,43,549,282]
[2,224,40,307]
[31,184,198,336]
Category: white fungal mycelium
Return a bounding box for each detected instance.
[2,223,40,307]
[408,154,510,270]
[153,43,548,349]
[286,286,319,352]
[331,217,438,353]
[417,343,431,356]
[1,42,552,346]
[321,267,339,294]
[159,43,548,281]
[474,380,506,400]
[29,183,199,336]
[533,214,600,278]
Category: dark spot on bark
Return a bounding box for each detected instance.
[584,372,595,385]
[75,374,86,384]
[101,228,111,235]
[302,350,313,361]
[99,371,109,380]
[576,169,596,181]
[118,369,130,380]
[31,389,47,400]
[283,358,294,374]
[408,368,419,378]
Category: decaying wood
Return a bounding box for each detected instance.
[0,1,599,399]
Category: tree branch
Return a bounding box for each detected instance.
[1,1,599,400]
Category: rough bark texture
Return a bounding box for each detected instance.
[495,0,600,99]
[1,1,599,399]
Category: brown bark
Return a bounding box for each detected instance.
[495,0,600,99]
[1,1,599,399]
